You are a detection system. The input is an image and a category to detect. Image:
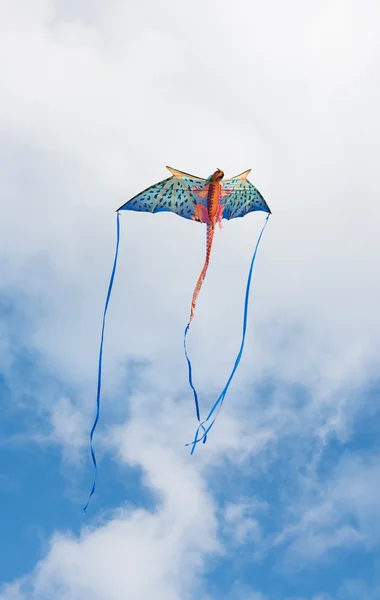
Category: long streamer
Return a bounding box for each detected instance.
[83,212,120,512]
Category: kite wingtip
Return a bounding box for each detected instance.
[166,166,180,177]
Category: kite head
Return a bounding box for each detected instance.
[210,169,224,182]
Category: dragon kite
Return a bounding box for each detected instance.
[84,167,271,511]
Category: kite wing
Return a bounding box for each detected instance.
[117,167,209,221]
[222,170,271,220]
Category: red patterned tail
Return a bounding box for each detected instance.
[188,224,215,326]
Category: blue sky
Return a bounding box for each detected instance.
[1,1,380,599]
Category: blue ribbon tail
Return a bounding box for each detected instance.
[83,212,121,513]
[184,324,207,444]
[188,213,270,452]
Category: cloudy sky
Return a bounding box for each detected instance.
[1,0,380,598]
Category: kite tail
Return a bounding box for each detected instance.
[188,223,215,327]
[184,223,215,442]
[187,213,270,454]
[83,212,121,513]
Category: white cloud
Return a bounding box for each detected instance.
[48,397,86,462]
[0,394,219,600]
[274,452,380,564]
[2,0,380,398]
[223,498,268,545]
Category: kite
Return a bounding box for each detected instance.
[84,167,271,511]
